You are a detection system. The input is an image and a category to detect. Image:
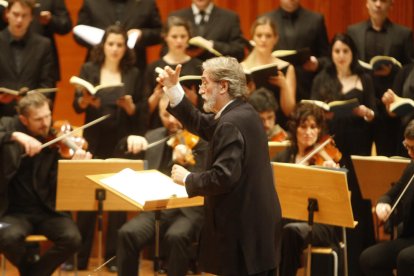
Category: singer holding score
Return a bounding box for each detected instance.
[157,56,281,276]
[360,120,414,275]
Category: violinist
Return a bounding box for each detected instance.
[273,103,340,276]
[115,95,207,276]
[360,120,414,276]
[248,87,288,142]
[0,92,91,276]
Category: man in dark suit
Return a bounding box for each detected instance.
[75,0,162,72]
[360,119,414,275]
[115,95,207,276]
[30,0,72,84]
[0,0,72,83]
[158,56,282,276]
[263,0,330,101]
[0,92,91,276]
[347,0,414,156]
[167,0,245,61]
[0,0,55,117]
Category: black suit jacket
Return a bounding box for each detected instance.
[76,0,162,72]
[0,117,60,217]
[0,29,55,116]
[347,19,414,65]
[264,6,330,100]
[379,161,414,238]
[169,97,282,275]
[31,0,72,81]
[168,5,245,61]
[0,0,72,81]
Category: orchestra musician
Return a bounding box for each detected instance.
[360,120,414,276]
[248,87,288,142]
[273,102,341,276]
[115,95,207,276]
[0,92,91,276]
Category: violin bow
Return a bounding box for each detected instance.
[41,114,111,149]
[384,172,414,222]
[297,137,332,165]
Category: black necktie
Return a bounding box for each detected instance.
[198,10,206,35]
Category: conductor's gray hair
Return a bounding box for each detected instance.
[202,56,247,99]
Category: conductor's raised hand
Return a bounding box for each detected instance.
[156,64,182,89]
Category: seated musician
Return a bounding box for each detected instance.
[0,92,91,275]
[248,87,287,142]
[273,102,341,276]
[114,95,207,276]
[360,120,414,275]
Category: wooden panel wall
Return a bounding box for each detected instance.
[54,0,414,125]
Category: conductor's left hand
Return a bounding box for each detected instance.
[156,64,182,89]
[171,164,189,186]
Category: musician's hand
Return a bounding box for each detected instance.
[0,93,16,104]
[79,89,100,109]
[353,105,374,121]
[376,203,391,222]
[11,131,42,157]
[374,64,392,77]
[117,95,136,115]
[382,89,397,106]
[156,64,182,89]
[71,148,93,160]
[173,144,192,166]
[127,135,148,154]
[39,11,52,25]
[171,164,189,186]
[302,56,319,72]
[322,160,339,168]
[268,70,287,89]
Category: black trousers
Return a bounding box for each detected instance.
[0,211,81,276]
[360,237,414,276]
[117,209,198,276]
[280,221,339,276]
[72,210,126,269]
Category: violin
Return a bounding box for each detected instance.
[49,120,88,159]
[268,126,288,142]
[167,129,200,166]
[300,135,342,166]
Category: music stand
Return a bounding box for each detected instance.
[56,159,146,271]
[351,155,409,239]
[272,162,357,276]
[86,169,204,276]
[268,141,290,160]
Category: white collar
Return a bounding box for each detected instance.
[191,2,214,15]
[214,99,235,119]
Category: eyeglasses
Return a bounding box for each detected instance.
[198,80,220,91]
[402,141,414,152]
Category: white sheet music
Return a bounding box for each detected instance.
[100,168,189,206]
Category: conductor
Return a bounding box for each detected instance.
[157,56,282,276]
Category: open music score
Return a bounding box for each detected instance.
[87,169,203,211]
